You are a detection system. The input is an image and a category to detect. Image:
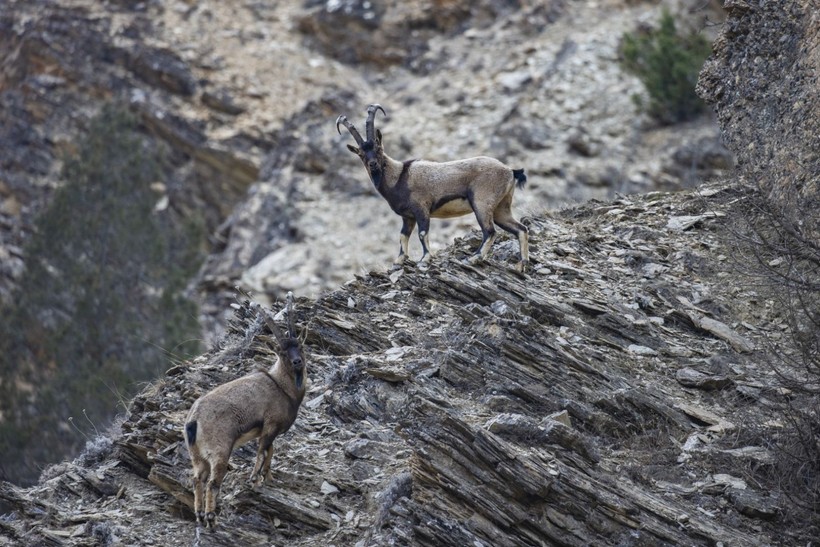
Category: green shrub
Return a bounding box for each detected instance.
[0,103,204,484]
[620,9,712,124]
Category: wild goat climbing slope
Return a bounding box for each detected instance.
[184,293,306,529]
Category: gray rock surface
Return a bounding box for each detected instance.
[0,183,802,545]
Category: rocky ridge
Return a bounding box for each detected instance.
[0,181,798,545]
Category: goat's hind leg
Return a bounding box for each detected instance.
[468,207,496,264]
[192,461,209,526]
[204,458,229,530]
[494,199,529,271]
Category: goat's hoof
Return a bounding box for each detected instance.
[466,254,484,265]
[205,512,217,530]
[515,261,528,273]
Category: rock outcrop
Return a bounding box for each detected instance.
[697,0,819,207]
[0,182,799,545]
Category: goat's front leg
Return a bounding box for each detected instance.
[250,430,278,486]
[393,216,416,269]
[415,212,432,267]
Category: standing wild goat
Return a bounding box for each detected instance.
[184,293,306,529]
[336,104,529,271]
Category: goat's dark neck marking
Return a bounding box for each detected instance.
[374,158,416,216]
[396,159,416,190]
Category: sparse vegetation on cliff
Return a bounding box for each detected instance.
[732,187,820,534]
[620,9,711,124]
[0,104,203,485]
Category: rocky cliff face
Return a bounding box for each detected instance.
[698,0,819,209]
[3,0,817,544]
[0,182,796,545]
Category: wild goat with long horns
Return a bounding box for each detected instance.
[336,104,529,271]
[183,293,307,529]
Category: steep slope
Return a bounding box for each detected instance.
[0,182,794,545]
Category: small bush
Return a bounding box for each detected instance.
[76,435,115,467]
[620,9,711,124]
[729,184,820,538]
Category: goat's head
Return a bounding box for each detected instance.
[337,104,387,186]
[268,292,305,380]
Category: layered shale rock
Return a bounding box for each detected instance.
[0,183,795,545]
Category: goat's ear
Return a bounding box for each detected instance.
[347,144,360,155]
[375,129,382,146]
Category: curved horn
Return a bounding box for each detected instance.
[263,309,286,344]
[365,104,386,142]
[285,291,296,339]
[336,115,365,146]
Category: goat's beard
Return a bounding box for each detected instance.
[369,169,383,187]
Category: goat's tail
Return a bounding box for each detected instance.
[185,421,198,446]
[512,168,527,190]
